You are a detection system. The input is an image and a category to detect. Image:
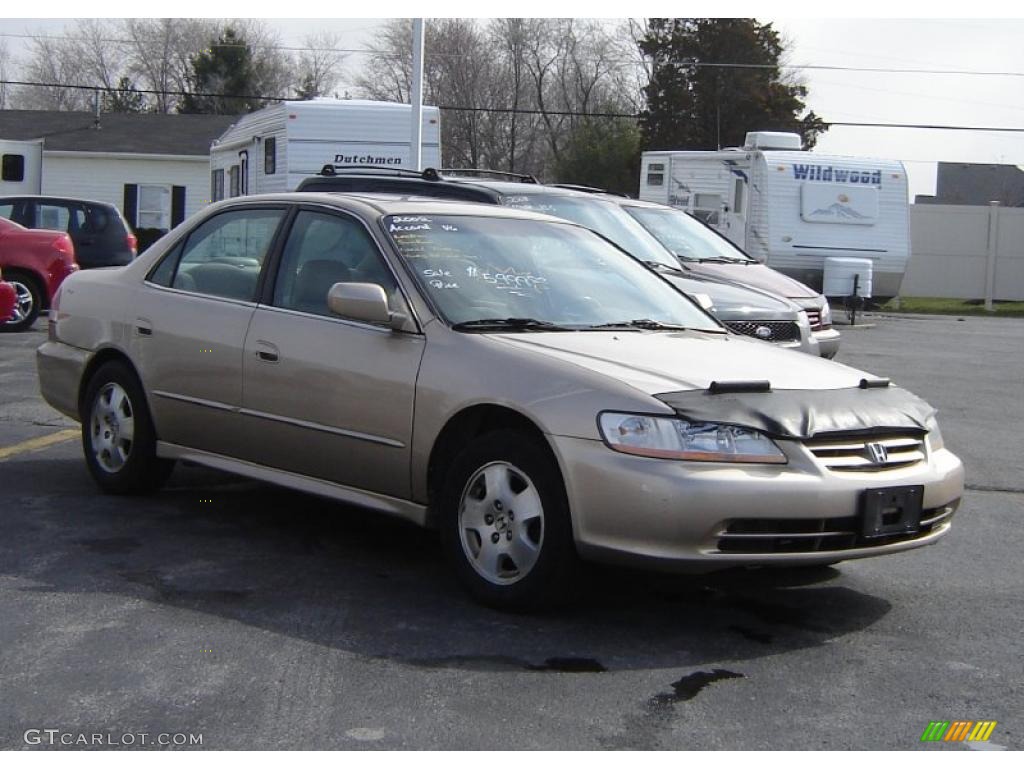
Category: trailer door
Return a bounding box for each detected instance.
[721,173,748,249]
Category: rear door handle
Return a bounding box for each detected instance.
[254,340,279,363]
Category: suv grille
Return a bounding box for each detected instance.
[725,320,800,343]
[806,434,926,472]
[716,505,955,554]
[805,309,823,331]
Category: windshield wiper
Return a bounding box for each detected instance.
[644,260,687,275]
[586,318,698,331]
[450,317,571,332]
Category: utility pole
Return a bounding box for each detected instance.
[410,18,425,171]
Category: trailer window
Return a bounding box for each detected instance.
[229,166,240,198]
[211,169,225,202]
[265,138,276,175]
[693,193,722,226]
[733,178,744,215]
[646,163,665,187]
[2,154,25,182]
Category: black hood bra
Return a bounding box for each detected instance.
[656,384,936,440]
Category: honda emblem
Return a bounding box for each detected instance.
[866,442,888,464]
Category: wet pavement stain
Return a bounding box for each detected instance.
[729,624,774,645]
[78,537,141,556]
[648,669,745,706]
[526,657,607,673]
[400,655,606,672]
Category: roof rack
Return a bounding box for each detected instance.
[318,164,442,181]
[550,183,631,198]
[439,168,539,184]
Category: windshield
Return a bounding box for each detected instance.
[623,205,755,263]
[498,193,679,268]
[383,214,721,331]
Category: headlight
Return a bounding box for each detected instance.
[820,299,832,327]
[598,412,787,464]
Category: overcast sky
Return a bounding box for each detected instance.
[2,14,1022,200]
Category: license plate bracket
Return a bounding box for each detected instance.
[860,485,924,539]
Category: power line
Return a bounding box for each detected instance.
[4,78,1024,134]
[3,30,1024,78]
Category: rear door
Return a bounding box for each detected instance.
[131,205,288,456]
[239,206,425,498]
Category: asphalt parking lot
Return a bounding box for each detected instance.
[1,313,1021,750]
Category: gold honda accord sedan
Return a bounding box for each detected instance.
[37,193,964,609]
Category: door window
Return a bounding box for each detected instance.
[169,208,284,301]
[38,203,85,232]
[273,210,398,318]
[211,169,225,202]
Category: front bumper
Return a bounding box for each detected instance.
[550,434,964,572]
[813,327,841,359]
[36,340,89,421]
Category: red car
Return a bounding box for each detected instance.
[0,217,77,331]
[0,268,16,324]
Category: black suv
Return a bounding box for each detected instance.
[0,195,137,269]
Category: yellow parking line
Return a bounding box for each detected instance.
[0,428,79,461]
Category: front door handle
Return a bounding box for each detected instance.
[135,317,153,336]
[254,340,279,363]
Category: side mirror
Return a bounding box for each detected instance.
[327,282,408,330]
[693,292,715,312]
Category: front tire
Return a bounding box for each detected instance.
[1,272,42,332]
[440,430,577,610]
[81,361,174,494]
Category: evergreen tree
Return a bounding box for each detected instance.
[639,18,827,150]
[103,76,146,113]
[179,28,266,114]
[554,118,642,196]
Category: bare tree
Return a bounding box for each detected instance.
[14,34,90,110]
[294,31,348,98]
[123,18,218,113]
[0,38,11,109]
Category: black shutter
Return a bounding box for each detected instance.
[171,186,186,227]
[123,184,138,229]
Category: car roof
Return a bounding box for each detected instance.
[442,178,595,198]
[0,194,121,209]
[209,191,576,224]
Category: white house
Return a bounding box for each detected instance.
[0,110,236,236]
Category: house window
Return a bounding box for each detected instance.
[646,162,665,187]
[137,184,171,230]
[2,154,25,182]
[265,137,276,175]
[211,169,225,202]
[229,166,240,197]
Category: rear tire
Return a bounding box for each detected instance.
[439,429,578,611]
[0,271,42,332]
[81,361,174,494]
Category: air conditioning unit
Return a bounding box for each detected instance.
[743,132,803,151]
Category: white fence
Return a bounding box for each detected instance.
[903,203,1024,302]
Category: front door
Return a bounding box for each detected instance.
[240,207,425,499]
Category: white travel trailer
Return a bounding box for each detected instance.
[209,99,442,200]
[639,132,911,300]
[0,139,43,195]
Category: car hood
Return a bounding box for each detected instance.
[682,262,819,299]
[489,330,864,395]
[664,274,796,321]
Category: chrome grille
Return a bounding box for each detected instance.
[806,434,926,472]
[805,309,823,331]
[725,320,800,343]
[716,503,957,554]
